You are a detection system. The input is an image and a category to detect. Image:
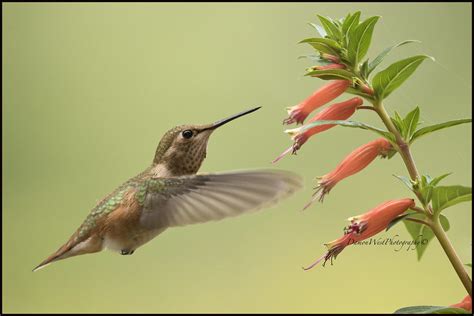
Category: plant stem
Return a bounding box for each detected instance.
[374,103,429,211]
[373,100,472,297]
[374,103,419,179]
[409,206,426,214]
[431,217,472,296]
[357,105,377,112]
[404,217,430,226]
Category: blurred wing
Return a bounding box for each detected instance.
[139,170,303,229]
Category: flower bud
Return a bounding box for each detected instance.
[309,63,346,72]
[321,53,340,63]
[359,84,374,95]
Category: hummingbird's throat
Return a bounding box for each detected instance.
[155,139,209,176]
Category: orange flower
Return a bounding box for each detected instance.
[273,97,362,163]
[283,80,351,125]
[303,198,415,270]
[304,138,392,208]
[450,295,472,312]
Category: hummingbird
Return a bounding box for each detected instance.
[33,106,302,271]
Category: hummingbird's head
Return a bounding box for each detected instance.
[152,107,261,176]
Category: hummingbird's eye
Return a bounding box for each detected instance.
[181,130,194,139]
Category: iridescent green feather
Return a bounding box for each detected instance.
[75,172,189,240]
[75,170,150,240]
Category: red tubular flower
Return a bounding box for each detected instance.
[321,53,340,63]
[273,97,363,163]
[450,295,472,312]
[310,63,346,71]
[303,198,415,270]
[283,80,351,125]
[304,138,392,208]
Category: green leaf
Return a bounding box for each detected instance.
[394,306,470,314]
[402,217,424,256]
[410,119,471,143]
[300,41,338,56]
[420,185,434,205]
[360,59,369,78]
[401,213,432,260]
[386,148,398,159]
[348,16,379,65]
[372,55,434,99]
[391,118,403,134]
[417,175,433,205]
[420,175,431,187]
[411,214,451,259]
[346,13,361,41]
[386,212,416,231]
[403,106,420,140]
[416,173,452,206]
[418,224,434,260]
[317,15,342,40]
[304,69,355,80]
[393,174,414,192]
[465,263,472,268]
[345,86,375,99]
[342,11,360,36]
[391,111,406,136]
[431,185,472,214]
[368,40,420,75]
[402,222,421,244]
[308,23,327,37]
[299,38,342,55]
[297,54,332,66]
[439,214,450,232]
[431,173,452,186]
[341,12,351,30]
[299,120,395,142]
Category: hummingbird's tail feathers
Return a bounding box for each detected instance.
[139,169,303,229]
[33,242,72,272]
[32,235,103,272]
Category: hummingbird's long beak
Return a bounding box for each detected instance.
[205,106,262,131]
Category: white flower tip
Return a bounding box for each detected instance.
[272,146,293,163]
[302,253,327,271]
[284,127,301,137]
[285,105,300,115]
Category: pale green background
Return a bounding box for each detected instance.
[3,2,472,313]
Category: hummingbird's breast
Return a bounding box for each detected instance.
[99,184,167,253]
[103,227,166,253]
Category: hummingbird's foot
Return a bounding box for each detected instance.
[120,249,135,255]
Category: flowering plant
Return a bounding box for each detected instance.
[274,12,472,314]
